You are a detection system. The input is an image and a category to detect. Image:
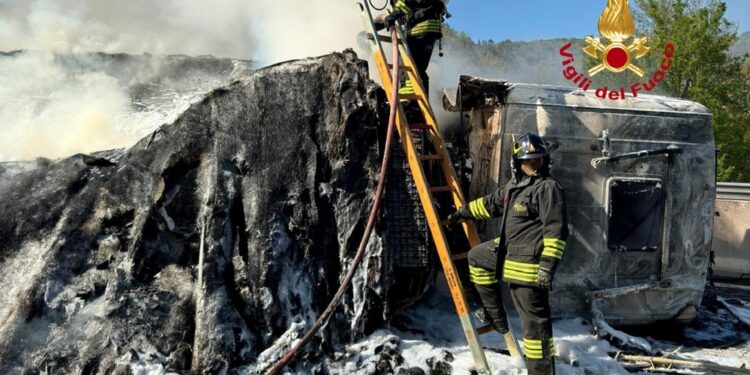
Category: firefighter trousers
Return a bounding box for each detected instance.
[467,239,509,333]
[510,285,555,375]
[406,34,437,93]
[468,241,555,375]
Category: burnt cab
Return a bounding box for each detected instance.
[444,76,715,325]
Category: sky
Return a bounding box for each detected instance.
[446,0,750,42]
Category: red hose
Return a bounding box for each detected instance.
[265,26,402,375]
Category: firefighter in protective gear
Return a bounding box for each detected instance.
[446,132,568,375]
[375,0,446,98]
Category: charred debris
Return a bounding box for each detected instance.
[0,50,436,373]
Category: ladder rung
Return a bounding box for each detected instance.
[419,154,443,161]
[387,63,413,72]
[408,123,432,130]
[477,325,495,335]
[377,34,402,44]
[429,186,453,193]
[398,93,423,101]
[451,252,468,261]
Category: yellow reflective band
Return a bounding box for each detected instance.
[523,338,543,349]
[543,244,565,252]
[476,198,490,219]
[399,81,415,93]
[470,273,496,279]
[469,265,497,285]
[502,270,537,283]
[408,21,441,36]
[503,260,540,283]
[468,199,490,220]
[523,348,544,359]
[525,352,544,360]
[524,338,549,360]
[504,260,540,274]
[470,277,497,285]
[492,237,501,245]
[470,275,497,285]
[412,21,441,27]
[469,266,494,276]
[470,271,495,278]
[399,80,416,102]
[469,200,479,218]
[543,238,566,249]
[542,247,564,259]
[394,0,411,13]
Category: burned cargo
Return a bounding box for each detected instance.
[0,51,423,374]
[444,76,715,325]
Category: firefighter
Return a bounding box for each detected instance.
[445,132,568,375]
[374,0,446,98]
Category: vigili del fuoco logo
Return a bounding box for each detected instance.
[559,0,675,100]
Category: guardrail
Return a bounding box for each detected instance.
[717,182,750,201]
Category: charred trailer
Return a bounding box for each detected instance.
[443,76,716,325]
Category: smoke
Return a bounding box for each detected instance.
[0,0,374,161]
[0,53,133,160]
[426,34,580,132]
[0,51,252,161]
[0,0,571,161]
[0,0,259,58]
[0,0,365,63]
[248,1,364,65]
[426,37,507,130]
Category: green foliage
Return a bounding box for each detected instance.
[636,0,750,182]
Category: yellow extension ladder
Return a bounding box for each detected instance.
[357,2,521,374]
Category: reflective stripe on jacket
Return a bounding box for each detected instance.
[459,175,569,286]
[394,0,443,36]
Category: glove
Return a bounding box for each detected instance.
[444,211,462,226]
[536,269,553,289]
[384,10,406,29]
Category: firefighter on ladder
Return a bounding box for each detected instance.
[446,133,568,375]
[374,0,446,99]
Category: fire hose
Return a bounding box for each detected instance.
[265,25,402,375]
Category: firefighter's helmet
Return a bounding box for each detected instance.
[513,132,549,160]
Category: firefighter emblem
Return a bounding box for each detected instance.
[583,0,650,77]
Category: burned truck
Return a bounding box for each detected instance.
[442,76,716,325]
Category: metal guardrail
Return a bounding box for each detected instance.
[717,182,750,201]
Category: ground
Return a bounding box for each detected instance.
[335,281,750,375]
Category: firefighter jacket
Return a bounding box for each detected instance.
[458,174,569,286]
[394,0,444,36]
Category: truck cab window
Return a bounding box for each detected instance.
[608,180,665,252]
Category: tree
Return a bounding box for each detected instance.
[636,0,750,182]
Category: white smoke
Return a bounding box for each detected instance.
[248,1,364,65]
[0,0,373,161]
[0,0,561,161]
[0,52,134,160]
[0,0,259,58]
[0,0,367,63]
